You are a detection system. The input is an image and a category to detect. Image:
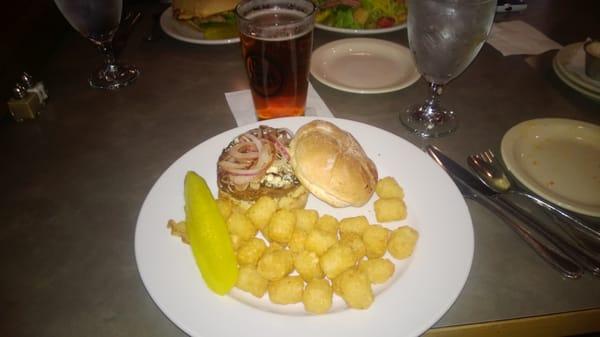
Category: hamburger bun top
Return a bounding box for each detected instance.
[172,0,238,19]
[289,120,378,208]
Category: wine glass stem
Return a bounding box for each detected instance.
[424,82,444,112]
[98,41,117,67]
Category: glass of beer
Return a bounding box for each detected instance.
[236,0,316,120]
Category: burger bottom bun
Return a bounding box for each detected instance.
[219,185,309,211]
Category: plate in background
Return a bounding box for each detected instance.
[501,118,600,217]
[311,38,420,94]
[160,7,240,45]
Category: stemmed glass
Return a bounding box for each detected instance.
[54,0,139,90]
[400,0,497,137]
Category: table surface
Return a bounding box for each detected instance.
[1,1,599,336]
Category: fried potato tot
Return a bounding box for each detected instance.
[246,196,278,230]
[167,219,188,244]
[236,265,268,298]
[339,232,366,261]
[320,243,356,279]
[227,212,257,241]
[358,258,395,284]
[294,250,324,281]
[375,177,404,199]
[216,198,233,219]
[266,209,296,244]
[303,278,333,314]
[388,226,419,259]
[339,216,369,238]
[304,229,337,256]
[257,249,294,281]
[294,209,319,232]
[237,237,267,266]
[374,198,407,223]
[362,224,390,258]
[337,268,373,309]
[268,275,304,304]
[288,230,308,253]
[316,214,339,234]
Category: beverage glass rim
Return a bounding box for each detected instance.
[235,0,317,26]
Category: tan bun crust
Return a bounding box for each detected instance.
[290,120,378,208]
[172,0,238,19]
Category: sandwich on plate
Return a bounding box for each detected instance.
[171,0,239,39]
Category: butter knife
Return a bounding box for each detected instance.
[426,145,582,279]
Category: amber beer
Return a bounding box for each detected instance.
[236,1,316,120]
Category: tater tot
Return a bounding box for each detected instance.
[236,265,268,298]
[288,230,308,253]
[339,216,369,238]
[358,258,395,284]
[229,234,244,251]
[316,214,339,234]
[339,232,366,261]
[362,224,390,258]
[237,237,267,266]
[294,209,319,232]
[375,177,405,199]
[227,212,257,241]
[337,269,373,309]
[320,244,356,279]
[216,198,233,219]
[268,276,304,304]
[388,226,419,259]
[246,196,278,230]
[257,249,294,281]
[303,278,333,314]
[266,209,296,244]
[374,198,407,223]
[294,250,324,281]
[304,229,337,256]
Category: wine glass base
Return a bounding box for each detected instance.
[89,63,140,90]
[400,104,457,138]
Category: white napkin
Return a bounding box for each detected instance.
[487,20,562,56]
[225,83,335,126]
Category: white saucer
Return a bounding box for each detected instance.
[315,22,406,35]
[554,42,600,94]
[160,7,240,45]
[310,38,420,94]
[501,118,600,217]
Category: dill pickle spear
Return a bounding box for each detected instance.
[184,171,238,295]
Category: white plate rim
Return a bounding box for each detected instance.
[552,57,600,102]
[310,38,420,94]
[134,116,474,337]
[315,22,407,35]
[554,42,600,94]
[159,7,240,45]
[500,118,600,217]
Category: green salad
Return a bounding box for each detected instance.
[314,0,407,30]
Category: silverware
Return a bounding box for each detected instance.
[114,11,142,57]
[426,145,583,279]
[468,149,600,276]
[145,6,167,42]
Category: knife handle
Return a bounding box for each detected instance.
[472,194,583,279]
[497,195,600,276]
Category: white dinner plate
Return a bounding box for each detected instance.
[159,7,240,45]
[310,38,420,94]
[553,58,600,102]
[553,42,600,94]
[501,118,600,217]
[135,117,474,337]
[315,22,406,35]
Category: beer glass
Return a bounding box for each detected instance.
[400,0,496,137]
[54,0,139,89]
[236,0,316,120]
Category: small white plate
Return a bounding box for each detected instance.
[310,38,420,94]
[553,58,600,102]
[315,22,406,35]
[554,42,600,94]
[160,7,240,45]
[135,117,473,337]
[501,118,600,217]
